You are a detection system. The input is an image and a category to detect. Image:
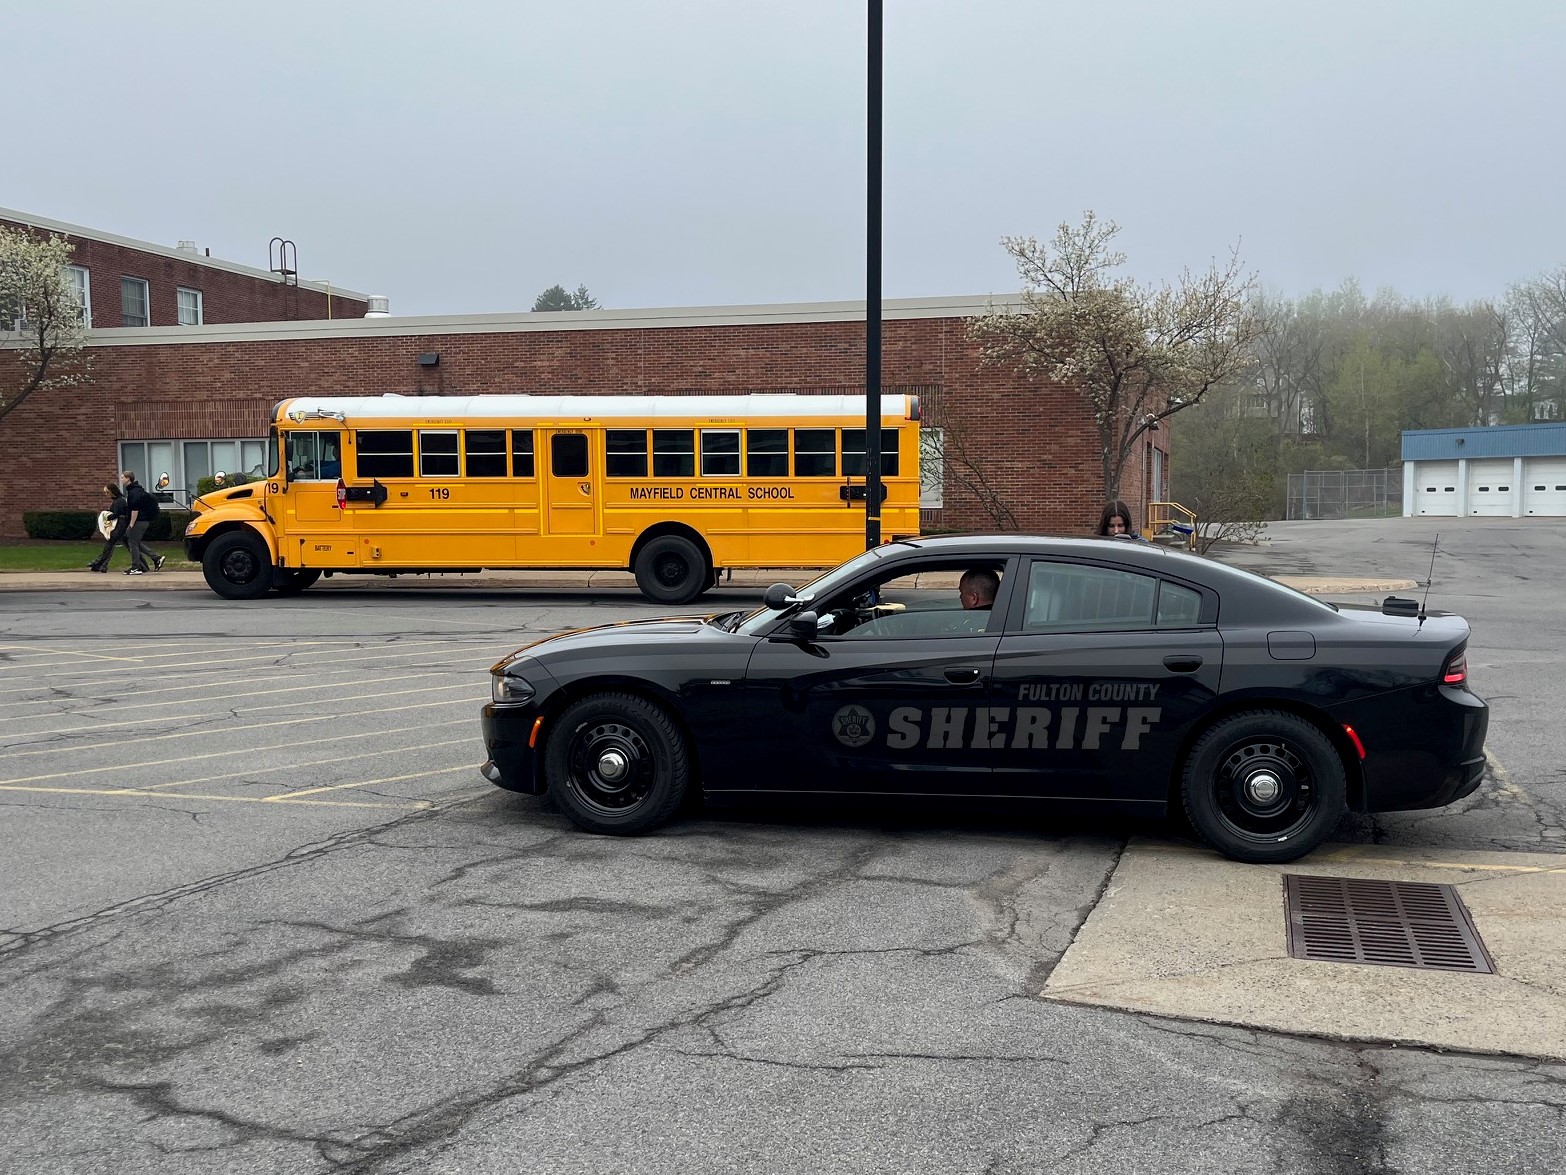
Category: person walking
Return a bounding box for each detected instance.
[1095,500,1148,541]
[87,483,132,573]
[120,470,165,575]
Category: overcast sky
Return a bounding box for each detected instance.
[10,0,1565,316]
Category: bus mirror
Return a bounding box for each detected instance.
[762,582,799,609]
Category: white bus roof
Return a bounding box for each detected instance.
[277,393,917,424]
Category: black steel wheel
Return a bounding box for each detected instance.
[273,569,322,595]
[544,693,690,834]
[1180,710,1347,864]
[202,530,273,600]
[633,535,706,605]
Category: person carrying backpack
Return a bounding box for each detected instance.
[120,471,165,575]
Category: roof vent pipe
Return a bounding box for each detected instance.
[365,295,390,318]
[176,240,199,253]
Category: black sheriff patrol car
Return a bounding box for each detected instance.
[480,535,1488,863]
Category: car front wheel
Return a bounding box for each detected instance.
[1180,710,1347,864]
[544,693,690,834]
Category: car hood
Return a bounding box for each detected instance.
[501,614,725,661]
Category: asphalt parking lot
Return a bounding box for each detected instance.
[3,518,1565,1175]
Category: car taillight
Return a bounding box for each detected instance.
[1442,651,1467,685]
[335,478,347,509]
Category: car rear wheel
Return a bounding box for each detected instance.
[544,693,690,835]
[1180,710,1347,864]
[633,535,706,605]
[202,531,273,600]
[273,569,321,595]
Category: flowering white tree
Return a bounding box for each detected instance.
[0,226,89,425]
[972,212,1261,502]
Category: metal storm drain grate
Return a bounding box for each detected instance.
[1283,875,1495,974]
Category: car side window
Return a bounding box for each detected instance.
[1023,562,1156,632]
[820,567,1001,638]
[1156,581,1203,626]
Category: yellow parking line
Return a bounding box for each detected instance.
[6,697,472,760]
[262,764,473,801]
[0,784,430,809]
[0,719,467,786]
[132,737,474,792]
[15,681,473,739]
[0,644,141,664]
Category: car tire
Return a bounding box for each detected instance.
[272,569,322,595]
[633,535,706,605]
[203,531,273,600]
[1180,710,1347,864]
[544,692,691,835]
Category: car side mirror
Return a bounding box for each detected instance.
[770,611,820,639]
[763,582,799,609]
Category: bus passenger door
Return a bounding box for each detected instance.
[282,430,357,568]
[542,431,600,538]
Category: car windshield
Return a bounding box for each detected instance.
[731,545,899,635]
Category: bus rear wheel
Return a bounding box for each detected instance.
[203,531,273,600]
[273,569,321,595]
[634,535,706,605]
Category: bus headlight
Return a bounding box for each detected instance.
[491,672,536,705]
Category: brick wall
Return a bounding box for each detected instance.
[1,217,368,327]
[0,315,1160,539]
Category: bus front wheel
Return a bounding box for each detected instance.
[634,535,706,605]
[203,532,273,600]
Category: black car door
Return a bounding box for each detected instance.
[739,558,1013,796]
[987,557,1222,805]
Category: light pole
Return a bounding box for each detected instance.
[864,0,883,548]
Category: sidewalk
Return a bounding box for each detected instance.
[1,568,1418,594]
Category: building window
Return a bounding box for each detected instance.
[65,266,90,327]
[177,287,203,326]
[119,437,268,505]
[121,277,150,327]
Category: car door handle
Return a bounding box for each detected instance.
[1163,655,1203,673]
[944,667,982,685]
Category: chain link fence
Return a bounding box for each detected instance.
[1286,468,1403,520]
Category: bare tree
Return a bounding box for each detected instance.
[0,226,89,424]
[972,212,1263,501]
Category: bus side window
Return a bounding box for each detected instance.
[465,429,508,477]
[653,429,694,478]
[794,429,836,477]
[551,433,589,477]
[747,429,789,477]
[511,430,535,478]
[607,429,649,477]
[358,430,414,478]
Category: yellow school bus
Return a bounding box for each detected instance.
[183,393,921,604]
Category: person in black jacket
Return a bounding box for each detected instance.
[120,471,165,575]
[88,483,132,573]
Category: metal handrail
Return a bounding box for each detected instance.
[1145,500,1197,549]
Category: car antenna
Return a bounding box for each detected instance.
[1418,532,1440,628]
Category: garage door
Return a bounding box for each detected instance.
[1522,457,1566,517]
[1414,461,1459,516]
[1466,459,1514,517]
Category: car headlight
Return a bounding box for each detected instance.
[491,672,536,704]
